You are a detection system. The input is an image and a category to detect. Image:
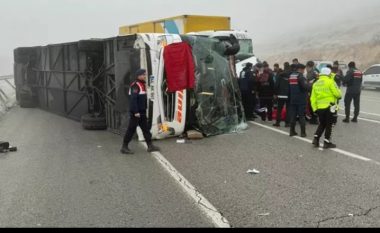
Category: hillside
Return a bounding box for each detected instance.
[255,9,380,70]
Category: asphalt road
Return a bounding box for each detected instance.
[0,108,212,227]
[1,88,380,227]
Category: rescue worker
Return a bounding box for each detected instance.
[311,67,342,149]
[306,61,319,125]
[239,63,255,121]
[342,62,363,123]
[292,58,299,65]
[288,64,309,137]
[121,69,160,154]
[256,62,275,121]
[273,62,291,127]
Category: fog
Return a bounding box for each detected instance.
[1,0,379,75]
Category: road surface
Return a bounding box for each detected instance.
[1,88,380,227]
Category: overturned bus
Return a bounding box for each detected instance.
[13,33,248,139]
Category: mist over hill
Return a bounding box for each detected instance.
[255,7,380,70]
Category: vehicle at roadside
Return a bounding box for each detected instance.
[362,64,380,90]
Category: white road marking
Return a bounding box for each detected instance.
[249,121,379,164]
[339,107,380,117]
[140,142,231,228]
[337,114,380,125]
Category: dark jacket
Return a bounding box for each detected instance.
[129,79,147,115]
[256,71,274,99]
[343,68,363,94]
[306,69,319,86]
[239,68,255,93]
[275,70,290,98]
[288,72,309,105]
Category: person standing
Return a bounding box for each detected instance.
[288,64,309,137]
[256,63,275,121]
[273,63,281,85]
[331,61,343,88]
[121,69,160,154]
[311,67,342,148]
[342,62,363,123]
[273,62,291,127]
[239,63,255,121]
[306,61,320,125]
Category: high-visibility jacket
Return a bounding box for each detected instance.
[310,75,342,112]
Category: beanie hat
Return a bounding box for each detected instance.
[135,69,147,77]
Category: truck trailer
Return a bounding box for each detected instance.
[14,33,248,140]
[120,15,259,75]
[119,15,231,35]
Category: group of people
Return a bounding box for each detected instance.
[238,59,363,149]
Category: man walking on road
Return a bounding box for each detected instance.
[311,67,342,149]
[288,64,309,137]
[121,69,160,154]
[342,62,363,123]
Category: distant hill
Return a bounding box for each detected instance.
[255,9,380,70]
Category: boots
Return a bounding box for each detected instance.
[273,121,281,127]
[301,127,307,138]
[147,144,160,153]
[351,117,358,123]
[290,125,298,137]
[323,139,337,149]
[312,136,320,148]
[120,145,134,154]
[342,118,350,123]
[300,117,307,138]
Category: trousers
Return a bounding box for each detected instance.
[344,92,361,119]
[123,114,152,147]
[314,108,334,140]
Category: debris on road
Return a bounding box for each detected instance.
[177,139,186,144]
[247,169,260,175]
[97,145,103,148]
[348,214,354,217]
[187,130,204,140]
[0,141,17,153]
[258,213,270,216]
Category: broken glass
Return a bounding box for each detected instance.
[181,35,248,137]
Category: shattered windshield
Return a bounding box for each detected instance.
[238,39,254,55]
[181,35,248,137]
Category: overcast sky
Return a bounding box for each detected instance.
[1,0,380,75]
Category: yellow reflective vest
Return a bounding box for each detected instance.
[310,75,342,112]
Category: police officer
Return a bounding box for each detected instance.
[121,69,160,154]
[342,61,363,123]
[288,64,309,137]
[239,63,255,121]
[310,67,342,149]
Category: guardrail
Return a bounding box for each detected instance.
[0,75,15,108]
